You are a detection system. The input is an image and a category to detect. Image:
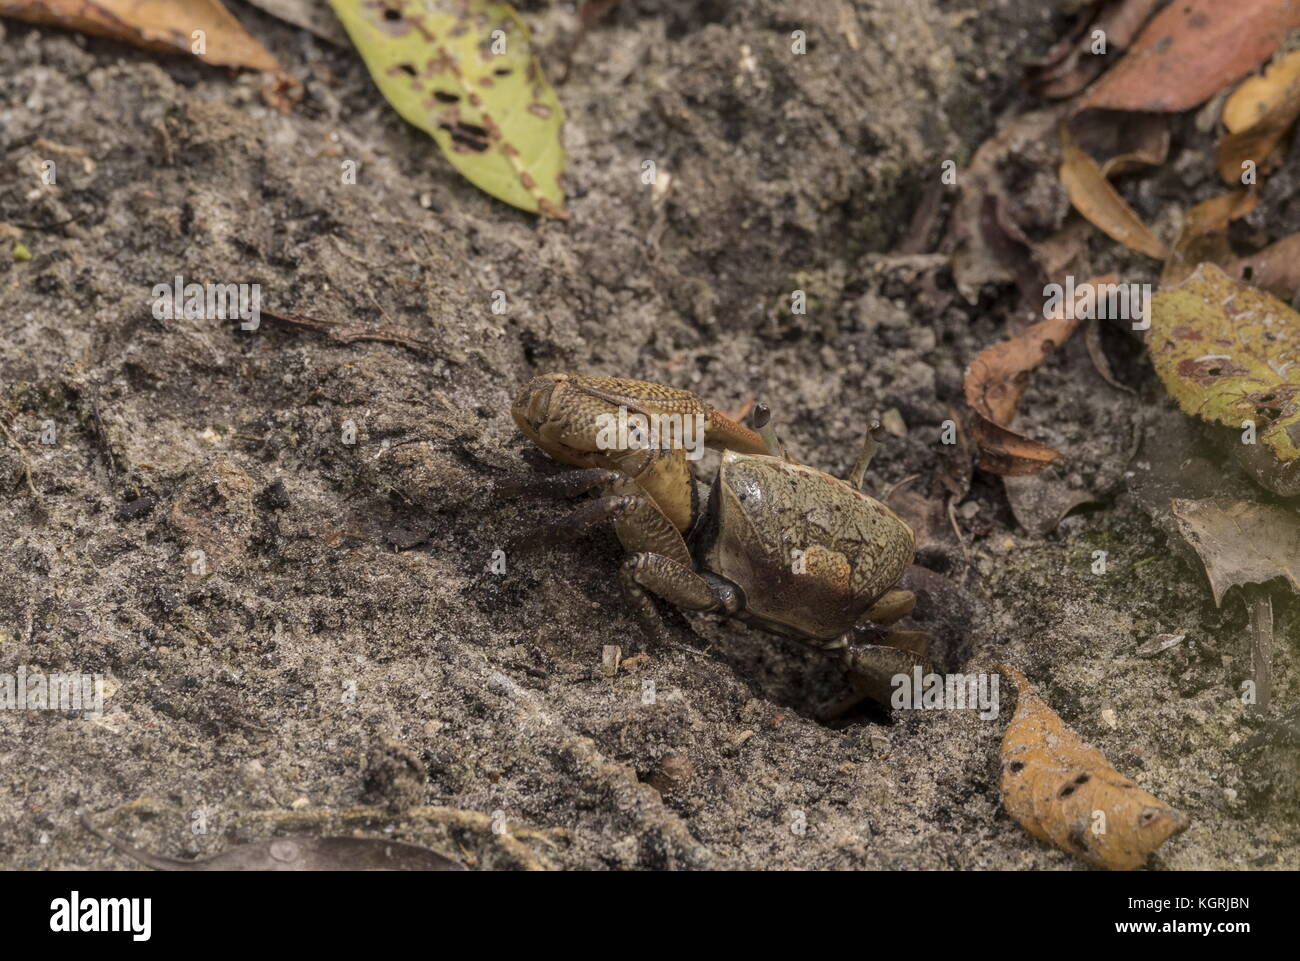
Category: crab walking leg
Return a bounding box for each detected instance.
[829,629,931,713]
[860,589,917,626]
[508,494,644,552]
[619,552,721,644]
[494,467,625,499]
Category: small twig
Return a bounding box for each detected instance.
[257,306,436,358]
[1247,587,1273,712]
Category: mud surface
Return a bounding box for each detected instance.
[0,1,1295,870]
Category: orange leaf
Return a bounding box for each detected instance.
[0,0,280,71]
[1076,0,1300,113]
[963,274,1117,476]
[997,665,1191,870]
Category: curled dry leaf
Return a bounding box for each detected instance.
[964,274,1117,475]
[0,0,280,71]
[1076,0,1300,114]
[1170,498,1300,607]
[1223,48,1300,133]
[947,108,1063,305]
[1059,127,1166,259]
[330,0,568,218]
[1148,264,1300,483]
[81,811,466,870]
[996,665,1191,870]
[1159,190,1259,289]
[1227,232,1300,300]
[1217,74,1300,185]
[1028,0,1163,100]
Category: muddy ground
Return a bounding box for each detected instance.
[1,1,1296,870]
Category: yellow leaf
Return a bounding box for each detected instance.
[1149,264,1300,464]
[330,0,567,218]
[1222,48,1300,133]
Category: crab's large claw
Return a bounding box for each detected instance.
[512,374,768,459]
[511,374,768,531]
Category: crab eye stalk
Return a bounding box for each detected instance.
[848,420,882,491]
[751,402,787,459]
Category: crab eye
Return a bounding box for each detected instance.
[868,420,886,442]
[752,403,772,430]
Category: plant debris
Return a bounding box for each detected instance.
[0,0,280,70]
[329,0,568,217]
[1169,498,1300,607]
[996,665,1191,871]
[1148,264,1300,484]
[1076,0,1300,113]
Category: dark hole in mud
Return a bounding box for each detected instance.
[1009,760,1025,773]
[382,7,402,21]
[494,67,512,76]
[1059,784,1076,798]
[397,63,417,76]
[434,91,459,103]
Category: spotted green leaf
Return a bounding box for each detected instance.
[1149,264,1300,462]
[330,0,567,217]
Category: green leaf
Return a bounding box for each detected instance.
[1149,263,1300,463]
[330,0,567,217]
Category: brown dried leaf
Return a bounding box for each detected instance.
[1160,190,1259,288]
[0,0,280,70]
[964,274,1117,475]
[1217,75,1300,185]
[1170,498,1300,607]
[970,416,1063,476]
[1076,0,1300,114]
[1060,127,1167,259]
[1226,232,1300,300]
[948,108,1063,305]
[1029,0,1163,100]
[996,665,1191,870]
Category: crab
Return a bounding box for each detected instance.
[501,373,929,706]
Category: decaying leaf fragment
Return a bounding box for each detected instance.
[1076,0,1300,114]
[1170,498,1300,607]
[0,0,280,71]
[1159,190,1259,289]
[1227,232,1300,301]
[329,0,567,217]
[1148,264,1300,470]
[1059,128,1166,259]
[964,274,1116,475]
[1216,72,1300,186]
[996,665,1190,870]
